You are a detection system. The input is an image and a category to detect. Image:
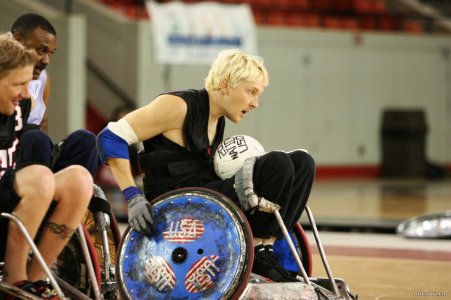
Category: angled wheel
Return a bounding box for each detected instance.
[117,187,253,300]
[83,208,121,267]
[83,207,121,299]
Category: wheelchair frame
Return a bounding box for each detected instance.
[239,205,357,299]
[114,187,357,300]
[1,183,357,300]
[0,184,120,300]
[0,212,98,300]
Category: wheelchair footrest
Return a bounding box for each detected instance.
[239,281,317,300]
[238,274,356,300]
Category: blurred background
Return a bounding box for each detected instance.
[1,1,450,298]
[1,0,450,227]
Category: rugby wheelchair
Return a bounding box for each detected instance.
[0,184,121,300]
[1,185,356,299]
[116,187,357,300]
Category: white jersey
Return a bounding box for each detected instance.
[27,70,47,125]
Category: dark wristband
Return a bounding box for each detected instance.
[123,186,142,202]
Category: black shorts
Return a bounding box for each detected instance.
[0,169,21,261]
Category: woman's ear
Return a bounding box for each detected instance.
[220,78,229,95]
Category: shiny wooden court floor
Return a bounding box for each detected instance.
[303,178,451,232]
[303,178,451,300]
[113,177,451,299]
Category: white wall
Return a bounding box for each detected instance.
[248,29,451,166]
[5,0,451,166]
[148,27,451,166]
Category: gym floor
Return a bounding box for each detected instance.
[112,177,451,300]
[303,178,451,300]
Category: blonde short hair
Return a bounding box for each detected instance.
[205,49,269,90]
[0,32,34,80]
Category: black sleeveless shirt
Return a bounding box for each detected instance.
[139,89,225,200]
[0,99,31,178]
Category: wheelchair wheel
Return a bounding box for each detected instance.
[273,222,313,277]
[83,209,121,264]
[52,224,101,295]
[116,187,254,300]
[83,209,121,299]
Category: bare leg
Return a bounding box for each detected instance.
[4,165,55,284]
[253,237,263,245]
[262,236,276,246]
[27,165,93,281]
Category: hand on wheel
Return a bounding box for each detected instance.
[127,194,154,236]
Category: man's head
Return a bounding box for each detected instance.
[0,33,34,116]
[11,13,57,80]
[205,49,269,91]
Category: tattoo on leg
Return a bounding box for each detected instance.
[45,222,75,240]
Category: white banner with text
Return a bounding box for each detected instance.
[147,1,258,65]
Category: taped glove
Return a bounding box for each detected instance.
[234,156,280,213]
[127,194,154,236]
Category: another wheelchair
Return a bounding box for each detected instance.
[0,184,121,300]
[116,187,357,300]
[51,184,122,300]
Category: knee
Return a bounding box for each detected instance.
[289,150,316,176]
[21,131,52,149]
[259,151,295,177]
[62,166,93,202]
[54,166,93,212]
[70,130,96,147]
[18,165,55,203]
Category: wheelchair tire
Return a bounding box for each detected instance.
[82,209,121,299]
[83,208,121,269]
[116,187,254,300]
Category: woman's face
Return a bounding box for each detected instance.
[222,80,265,123]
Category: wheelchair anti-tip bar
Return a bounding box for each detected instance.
[273,210,312,286]
[0,212,69,299]
[305,205,340,296]
[259,200,341,297]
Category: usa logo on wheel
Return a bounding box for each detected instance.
[185,255,220,293]
[163,218,205,243]
[144,256,176,293]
